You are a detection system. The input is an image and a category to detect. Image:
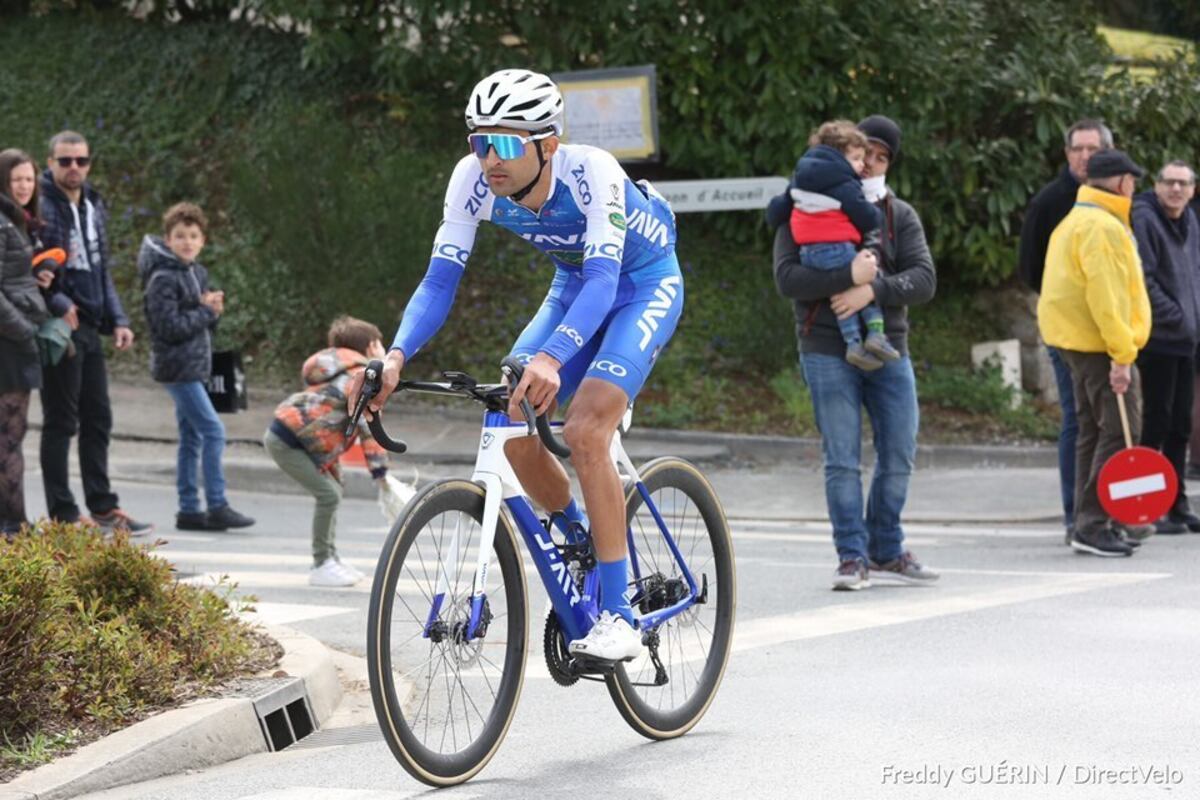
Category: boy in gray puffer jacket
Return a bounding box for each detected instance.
[139,203,253,531]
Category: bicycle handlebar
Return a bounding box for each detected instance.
[351,358,571,458]
[499,357,572,459]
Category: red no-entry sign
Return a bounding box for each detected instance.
[1098,445,1177,525]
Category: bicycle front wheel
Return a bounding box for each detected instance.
[367,480,528,786]
[606,457,736,739]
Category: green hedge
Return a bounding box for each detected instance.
[0,523,275,769]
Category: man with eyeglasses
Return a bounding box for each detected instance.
[350,69,682,661]
[1132,160,1200,534]
[37,130,152,535]
[1018,119,1113,545]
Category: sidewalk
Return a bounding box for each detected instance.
[28,377,1068,524]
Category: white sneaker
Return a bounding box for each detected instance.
[568,611,642,661]
[337,558,366,581]
[309,557,359,587]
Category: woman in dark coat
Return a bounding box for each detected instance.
[0,149,51,535]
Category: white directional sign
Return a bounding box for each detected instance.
[653,177,788,213]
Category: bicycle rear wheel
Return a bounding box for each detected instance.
[367,480,528,786]
[606,457,736,739]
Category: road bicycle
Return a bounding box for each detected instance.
[356,358,735,786]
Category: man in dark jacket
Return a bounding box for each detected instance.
[1017,118,1112,543]
[772,114,938,591]
[38,130,151,533]
[1134,160,1200,534]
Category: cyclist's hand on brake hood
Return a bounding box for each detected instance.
[347,349,406,420]
[509,353,561,418]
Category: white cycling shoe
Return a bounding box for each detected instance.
[568,611,643,661]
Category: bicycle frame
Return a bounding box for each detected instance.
[422,407,703,644]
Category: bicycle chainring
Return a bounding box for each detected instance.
[543,611,580,687]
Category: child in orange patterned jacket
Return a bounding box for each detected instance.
[264,316,391,587]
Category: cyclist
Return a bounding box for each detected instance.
[349,68,683,662]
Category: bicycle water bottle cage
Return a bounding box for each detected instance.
[542,513,596,575]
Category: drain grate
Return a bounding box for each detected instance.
[287,722,384,750]
[227,676,318,751]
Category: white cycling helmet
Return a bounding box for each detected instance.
[465,69,564,135]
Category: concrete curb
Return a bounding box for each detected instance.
[1,625,341,800]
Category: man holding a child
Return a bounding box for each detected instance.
[769,115,938,591]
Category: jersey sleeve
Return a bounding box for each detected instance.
[391,156,491,359]
[537,148,627,364]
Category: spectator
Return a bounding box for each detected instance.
[0,149,51,537]
[770,114,939,591]
[1018,119,1113,544]
[264,316,392,587]
[138,203,254,532]
[1133,161,1200,534]
[785,120,896,370]
[38,130,151,534]
[0,149,57,291]
[1037,149,1150,557]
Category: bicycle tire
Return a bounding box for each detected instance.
[367,479,528,786]
[606,457,736,739]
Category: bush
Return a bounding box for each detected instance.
[0,523,276,772]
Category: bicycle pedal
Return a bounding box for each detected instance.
[567,654,623,675]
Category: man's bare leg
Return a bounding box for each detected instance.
[562,379,629,562]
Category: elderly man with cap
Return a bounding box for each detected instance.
[1019,120,1114,544]
[1038,149,1152,557]
[770,114,938,591]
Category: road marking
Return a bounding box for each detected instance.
[730,530,937,546]
[732,571,1169,653]
[233,789,476,800]
[730,519,1070,539]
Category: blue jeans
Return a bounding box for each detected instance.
[164,381,227,513]
[800,353,919,564]
[799,242,883,344]
[1046,346,1076,527]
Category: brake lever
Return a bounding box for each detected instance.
[346,360,383,439]
[500,363,537,437]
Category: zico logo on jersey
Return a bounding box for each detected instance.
[637,275,682,351]
[590,359,628,377]
[555,324,584,347]
[585,242,624,261]
[626,207,670,247]
[464,173,490,215]
[432,242,470,266]
[571,164,592,205]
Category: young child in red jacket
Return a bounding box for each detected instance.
[788,120,899,370]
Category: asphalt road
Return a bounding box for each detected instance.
[27,471,1199,800]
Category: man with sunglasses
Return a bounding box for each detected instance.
[37,130,151,535]
[352,69,683,662]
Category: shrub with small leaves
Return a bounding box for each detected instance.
[0,522,276,770]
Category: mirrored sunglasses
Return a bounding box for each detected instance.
[467,132,552,160]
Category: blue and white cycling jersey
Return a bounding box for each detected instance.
[393,143,678,368]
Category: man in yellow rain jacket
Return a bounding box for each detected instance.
[1038,149,1151,558]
